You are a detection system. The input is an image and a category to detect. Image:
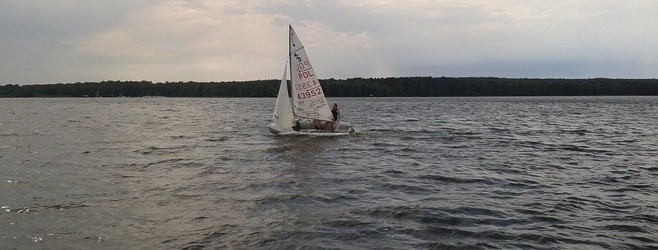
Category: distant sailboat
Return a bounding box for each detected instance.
[268,25,355,135]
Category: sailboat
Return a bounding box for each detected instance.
[268,25,355,135]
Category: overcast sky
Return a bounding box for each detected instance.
[1,0,657,84]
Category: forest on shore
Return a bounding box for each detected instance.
[1,77,657,97]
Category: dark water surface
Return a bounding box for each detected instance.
[1,97,657,249]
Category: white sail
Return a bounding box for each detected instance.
[289,25,334,122]
[269,62,295,134]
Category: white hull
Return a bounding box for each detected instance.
[297,119,355,133]
[270,129,355,136]
[269,119,354,135]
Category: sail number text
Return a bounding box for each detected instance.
[296,61,315,80]
[294,80,319,91]
[294,60,321,100]
[297,87,322,100]
[297,61,311,70]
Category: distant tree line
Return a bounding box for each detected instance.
[1,77,657,97]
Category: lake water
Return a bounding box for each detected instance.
[1,97,657,249]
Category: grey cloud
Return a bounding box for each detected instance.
[1,0,657,84]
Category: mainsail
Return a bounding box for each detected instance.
[289,25,334,122]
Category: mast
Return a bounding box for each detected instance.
[288,25,292,82]
[288,25,295,116]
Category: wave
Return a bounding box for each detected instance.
[419,174,498,185]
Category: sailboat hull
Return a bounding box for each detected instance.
[268,119,354,135]
[268,123,288,134]
[295,119,355,134]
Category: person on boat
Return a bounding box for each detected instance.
[331,103,340,132]
[331,103,340,122]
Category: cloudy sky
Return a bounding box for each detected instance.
[1,0,657,84]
